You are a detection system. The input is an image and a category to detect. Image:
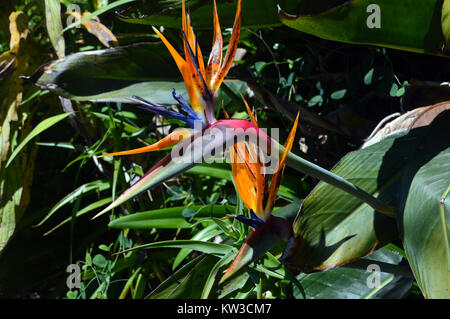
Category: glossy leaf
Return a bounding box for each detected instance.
[279,0,448,57]
[34,43,187,103]
[117,0,301,29]
[295,248,412,299]
[398,111,450,298]
[283,106,450,273]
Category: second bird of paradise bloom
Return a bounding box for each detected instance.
[220,102,299,283]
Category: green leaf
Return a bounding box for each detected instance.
[441,0,450,51]
[118,0,301,29]
[44,0,65,58]
[279,0,447,56]
[330,89,347,100]
[398,111,450,298]
[44,197,113,235]
[122,240,234,257]
[37,180,111,227]
[149,254,219,299]
[92,254,107,268]
[5,112,72,168]
[307,95,323,107]
[34,43,186,103]
[201,251,236,299]
[109,204,235,229]
[173,224,223,270]
[295,248,412,299]
[283,107,450,272]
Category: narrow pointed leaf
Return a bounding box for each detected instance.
[122,240,234,256]
[6,112,72,168]
[149,254,219,299]
[108,204,235,229]
[44,0,65,58]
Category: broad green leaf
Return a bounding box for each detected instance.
[117,0,301,29]
[44,0,65,58]
[34,43,187,103]
[279,0,448,57]
[283,106,450,272]
[272,200,302,225]
[5,112,72,168]
[108,204,235,229]
[295,248,412,299]
[442,0,450,51]
[398,111,450,298]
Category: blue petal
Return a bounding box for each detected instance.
[172,89,201,121]
[131,96,196,128]
[235,210,265,229]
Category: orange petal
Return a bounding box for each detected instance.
[212,0,241,92]
[99,128,192,158]
[182,0,206,81]
[241,95,258,127]
[230,143,258,213]
[206,0,223,88]
[264,112,299,217]
[152,26,186,77]
[153,26,204,117]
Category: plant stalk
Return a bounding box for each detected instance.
[283,148,396,218]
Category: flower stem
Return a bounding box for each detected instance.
[283,148,396,218]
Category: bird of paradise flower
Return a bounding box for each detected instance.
[95,0,394,226]
[92,0,396,286]
[219,101,299,283]
[94,0,278,218]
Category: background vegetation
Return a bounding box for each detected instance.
[0,0,448,299]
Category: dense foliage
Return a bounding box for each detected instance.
[0,0,448,299]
